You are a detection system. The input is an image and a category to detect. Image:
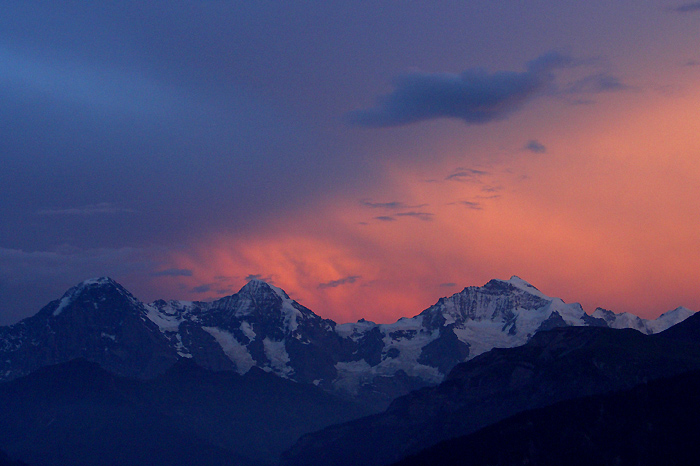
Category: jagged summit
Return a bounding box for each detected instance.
[51,276,137,317]
[61,276,129,297]
[63,276,123,296]
[502,275,547,297]
[207,279,306,324]
[238,278,290,300]
[80,276,119,286]
[480,276,548,299]
[593,305,696,335]
[661,306,694,318]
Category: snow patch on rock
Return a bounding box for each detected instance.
[202,326,255,374]
[263,337,292,376]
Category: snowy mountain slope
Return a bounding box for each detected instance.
[144,279,348,389]
[329,276,605,394]
[593,306,695,334]
[0,276,694,404]
[139,275,694,399]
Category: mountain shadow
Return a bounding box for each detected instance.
[0,358,371,466]
[0,450,28,466]
[395,368,700,466]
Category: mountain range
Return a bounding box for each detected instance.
[0,276,697,466]
[0,276,693,407]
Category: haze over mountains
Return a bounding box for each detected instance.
[0,276,697,466]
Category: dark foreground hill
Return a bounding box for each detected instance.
[283,318,700,466]
[395,367,700,466]
[0,450,27,466]
[0,358,371,466]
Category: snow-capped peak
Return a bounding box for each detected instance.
[499,276,549,299]
[53,277,127,316]
[662,306,694,317]
[592,306,695,334]
[203,279,307,333]
[80,276,119,287]
[239,279,290,300]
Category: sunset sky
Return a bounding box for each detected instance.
[2,1,700,325]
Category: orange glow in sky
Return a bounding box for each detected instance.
[150,80,700,323]
[6,3,700,329]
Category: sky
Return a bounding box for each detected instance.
[2,1,700,325]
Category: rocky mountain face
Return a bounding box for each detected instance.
[145,280,352,390]
[282,319,700,466]
[0,278,178,382]
[0,276,694,406]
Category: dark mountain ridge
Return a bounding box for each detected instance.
[0,357,371,466]
[394,367,700,466]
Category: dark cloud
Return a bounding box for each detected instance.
[151,268,193,277]
[447,200,484,210]
[369,210,437,222]
[458,201,483,210]
[347,52,571,127]
[362,200,428,209]
[439,282,457,287]
[685,60,700,67]
[245,274,274,283]
[445,168,490,182]
[191,284,211,293]
[672,2,700,12]
[395,211,434,221]
[524,140,547,153]
[318,275,361,289]
[362,201,406,209]
[565,73,629,94]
